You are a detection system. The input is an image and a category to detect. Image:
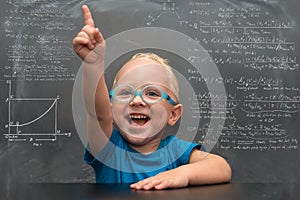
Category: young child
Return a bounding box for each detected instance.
[73,5,231,190]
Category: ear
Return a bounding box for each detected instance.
[168,104,183,126]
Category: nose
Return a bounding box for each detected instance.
[129,94,146,107]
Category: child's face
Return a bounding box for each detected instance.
[111,58,180,145]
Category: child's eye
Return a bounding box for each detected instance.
[119,90,132,96]
[115,87,134,98]
[144,90,160,97]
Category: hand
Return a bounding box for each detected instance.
[73,5,105,62]
[130,168,189,190]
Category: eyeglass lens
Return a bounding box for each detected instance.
[114,85,163,104]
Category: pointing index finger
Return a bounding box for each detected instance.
[82,5,95,27]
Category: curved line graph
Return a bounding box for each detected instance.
[11,100,57,127]
[4,80,71,146]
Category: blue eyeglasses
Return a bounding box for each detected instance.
[109,84,177,106]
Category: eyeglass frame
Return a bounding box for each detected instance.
[109,84,177,106]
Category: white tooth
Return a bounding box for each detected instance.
[130,114,148,119]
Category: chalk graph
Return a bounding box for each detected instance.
[3,80,71,146]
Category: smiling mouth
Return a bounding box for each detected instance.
[129,114,150,126]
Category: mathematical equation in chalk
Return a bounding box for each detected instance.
[190,91,300,115]
[3,0,78,81]
[147,0,298,74]
[1,0,299,152]
[197,123,299,151]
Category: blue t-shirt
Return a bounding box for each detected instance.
[84,129,202,183]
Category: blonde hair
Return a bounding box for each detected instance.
[113,52,179,100]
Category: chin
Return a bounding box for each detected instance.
[121,132,150,146]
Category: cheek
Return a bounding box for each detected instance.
[150,104,170,120]
[112,102,126,109]
[111,103,127,118]
[152,103,171,114]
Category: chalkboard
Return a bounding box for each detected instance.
[1,0,300,195]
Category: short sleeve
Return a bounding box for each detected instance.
[167,136,204,165]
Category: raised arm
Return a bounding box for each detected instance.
[73,5,113,156]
